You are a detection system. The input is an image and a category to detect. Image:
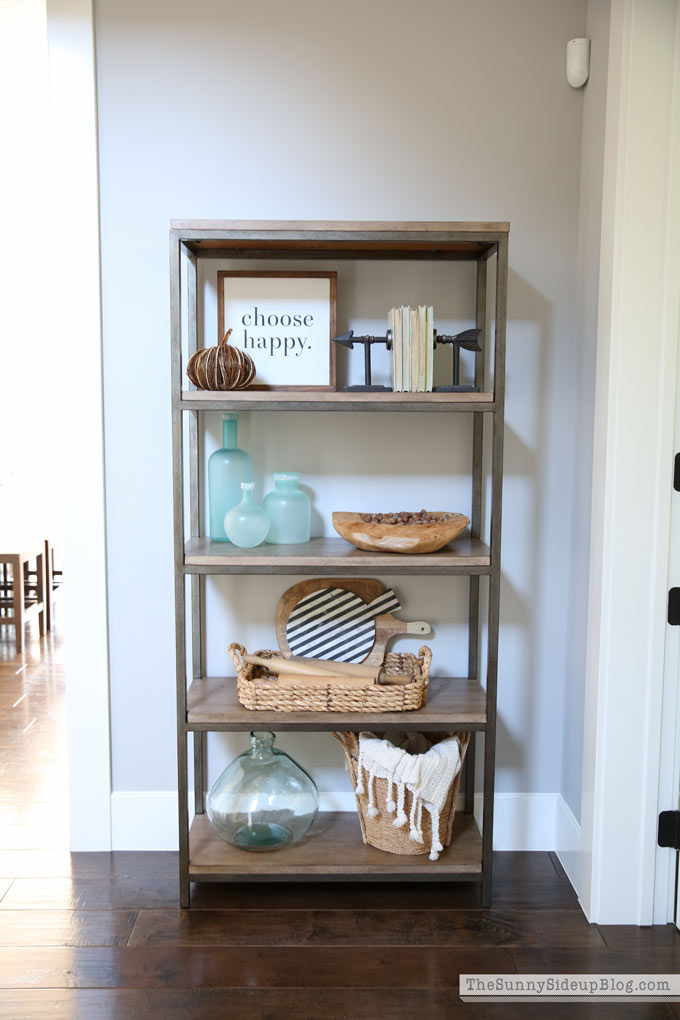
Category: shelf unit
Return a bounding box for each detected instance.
[170,220,507,907]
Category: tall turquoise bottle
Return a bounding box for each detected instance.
[208,415,252,542]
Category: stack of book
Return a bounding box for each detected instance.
[388,305,434,392]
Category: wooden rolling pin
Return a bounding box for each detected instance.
[243,653,413,687]
[244,653,379,681]
[287,654,380,679]
[286,655,412,685]
[272,673,373,689]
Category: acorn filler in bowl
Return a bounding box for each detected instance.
[360,510,458,525]
[332,510,470,554]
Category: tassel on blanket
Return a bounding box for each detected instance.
[385,778,396,814]
[429,839,444,861]
[427,805,444,860]
[393,782,408,828]
[366,772,379,819]
[409,795,424,843]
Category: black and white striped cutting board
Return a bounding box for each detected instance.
[285,586,401,663]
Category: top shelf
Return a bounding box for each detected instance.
[180,390,495,413]
[171,220,508,262]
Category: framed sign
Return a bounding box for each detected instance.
[218,271,337,390]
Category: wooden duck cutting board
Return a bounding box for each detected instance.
[275,578,431,667]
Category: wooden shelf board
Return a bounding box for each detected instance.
[184,536,491,575]
[171,218,510,233]
[172,220,508,261]
[186,676,487,731]
[189,811,482,878]
[180,390,495,412]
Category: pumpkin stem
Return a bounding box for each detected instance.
[220,328,233,346]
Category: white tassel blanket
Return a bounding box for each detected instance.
[354,731,463,860]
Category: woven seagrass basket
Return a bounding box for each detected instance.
[335,730,470,855]
[228,644,432,713]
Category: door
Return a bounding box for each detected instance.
[658,417,680,926]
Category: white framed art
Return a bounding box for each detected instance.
[218,270,337,390]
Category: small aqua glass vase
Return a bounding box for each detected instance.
[208,415,252,543]
[264,472,311,544]
[206,731,319,850]
[224,482,270,547]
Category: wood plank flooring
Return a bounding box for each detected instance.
[0,628,678,1019]
[0,624,68,850]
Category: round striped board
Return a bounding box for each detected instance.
[275,578,431,666]
[285,586,401,664]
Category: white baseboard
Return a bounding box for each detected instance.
[474,792,560,850]
[110,789,565,851]
[111,791,193,851]
[318,791,357,812]
[555,793,582,893]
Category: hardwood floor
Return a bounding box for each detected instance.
[0,628,678,1018]
[0,624,68,850]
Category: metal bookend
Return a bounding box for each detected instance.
[432,328,483,392]
[332,330,393,392]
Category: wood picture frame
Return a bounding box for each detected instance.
[218,270,337,391]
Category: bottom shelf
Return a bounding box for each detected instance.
[189,811,482,881]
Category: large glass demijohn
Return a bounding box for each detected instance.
[208,414,252,542]
[206,731,319,850]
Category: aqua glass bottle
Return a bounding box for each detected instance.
[206,731,319,851]
[263,473,311,544]
[224,482,270,547]
[208,415,252,542]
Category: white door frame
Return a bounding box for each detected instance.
[576,0,680,924]
[657,335,680,925]
[47,0,112,851]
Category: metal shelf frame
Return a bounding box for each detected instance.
[170,220,507,907]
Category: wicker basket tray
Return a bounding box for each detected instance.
[228,644,432,713]
[335,730,470,855]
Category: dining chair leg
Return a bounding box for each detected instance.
[36,550,46,637]
[11,555,24,654]
[44,539,53,632]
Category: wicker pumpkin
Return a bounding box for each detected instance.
[186,329,256,390]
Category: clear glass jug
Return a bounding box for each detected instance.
[206,731,319,850]
[224,482,270,547]
[264,472,311,544]
[208,415,252,542]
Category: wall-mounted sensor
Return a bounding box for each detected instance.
[567,38,590,88]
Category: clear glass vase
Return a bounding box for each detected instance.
[206,731,319,850]
[263,472,311,544]
[208,415,252,542]
[224,482,270,547]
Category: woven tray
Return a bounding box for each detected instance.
[336,730,470,855]
[228,644,432,712]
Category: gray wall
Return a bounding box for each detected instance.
[562,0,610,823]
[95,0,588,817]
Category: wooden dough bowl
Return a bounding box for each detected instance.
[332,511,470,554]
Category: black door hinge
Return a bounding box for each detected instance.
[658,811,680,849]
[669,589,680,626]
[674,453,680,491]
